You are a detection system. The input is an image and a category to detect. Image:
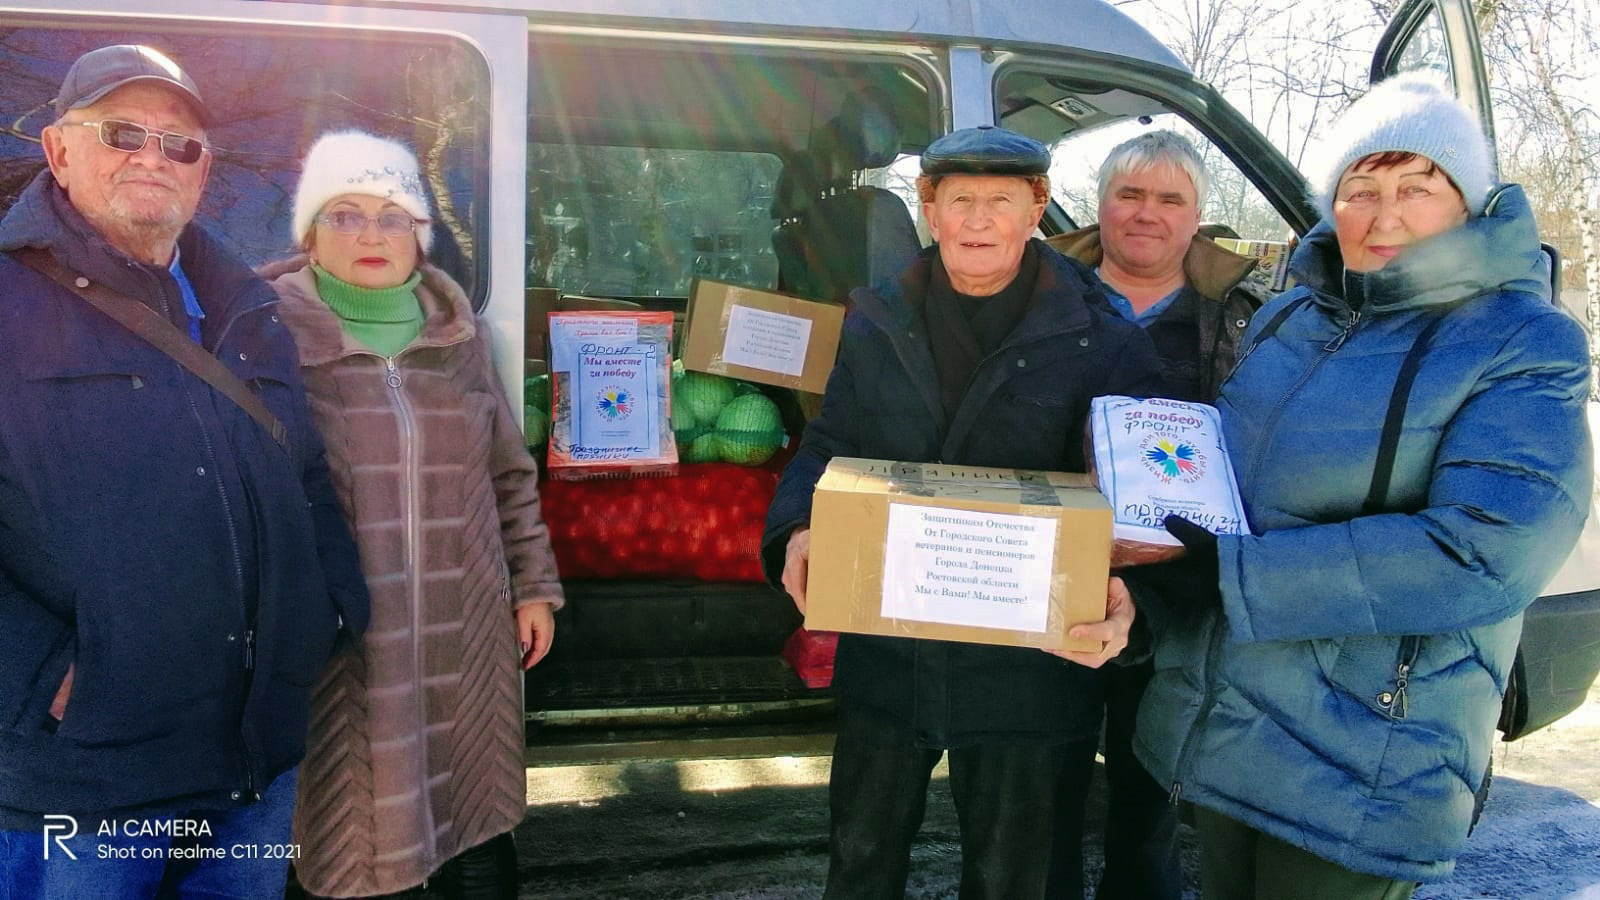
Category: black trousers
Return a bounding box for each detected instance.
[1085,659,1182,900]
[823,705,1099,900]
[1193,807,1417,900]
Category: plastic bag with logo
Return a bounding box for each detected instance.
[547,310,678,479]
[1086,395,1248,567]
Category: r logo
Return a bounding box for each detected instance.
[42,814,78,860]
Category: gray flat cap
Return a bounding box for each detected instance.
[921,125,1049,176]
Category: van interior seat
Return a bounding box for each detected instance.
[772,151,827,298]
[801,89,922,301]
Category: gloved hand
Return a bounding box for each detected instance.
[1118,515,1223,621]
[1163,514,1219,599]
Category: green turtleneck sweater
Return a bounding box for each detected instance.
[313,264,425,356]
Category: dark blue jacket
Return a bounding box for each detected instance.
[763,241,1162,745]
[0,171,369,822]
[1134,185,1593,881]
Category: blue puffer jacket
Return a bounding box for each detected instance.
[0,171,369,824]
[1133,184,1593,882]
[763,241,1162,745]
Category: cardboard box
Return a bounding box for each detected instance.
[805,458,1112,652]
[1212,237,1295,293]
[681,279,844,394]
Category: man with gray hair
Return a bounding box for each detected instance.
[1049,129,1265,401]
[1046,129,1266,900]
[0,44,367,897]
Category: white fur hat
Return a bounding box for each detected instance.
[292,130,433,252]
[1310,73,1493,220]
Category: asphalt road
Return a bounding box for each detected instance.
[505,681,1600,899]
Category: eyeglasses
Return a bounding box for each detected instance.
[68,119,207,165]
[315,209,426,236]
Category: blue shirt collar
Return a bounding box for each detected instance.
[1095,266,1183,326]
[169,245,206,343]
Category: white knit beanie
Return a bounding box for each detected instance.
[1311,73,1493,220]
[292,130,433,252]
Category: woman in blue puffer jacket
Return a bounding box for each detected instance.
[1122,75,1593,898]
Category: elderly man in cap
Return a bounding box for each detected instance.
[0,44,367,897]
[1045,131,1268,900]
[763,125,1161,899]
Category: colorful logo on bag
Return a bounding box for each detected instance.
[595,387,633,419]
[1140,435,1206,484]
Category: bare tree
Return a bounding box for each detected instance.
[1122,0,1599,396]
[1480,0,1600,396]
[1114,0,1386,237]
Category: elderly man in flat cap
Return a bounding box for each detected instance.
[0,44,367,897]
[763,125,1161,899]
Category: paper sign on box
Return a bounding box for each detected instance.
[805,458,1112,652]
[681,279,844,394]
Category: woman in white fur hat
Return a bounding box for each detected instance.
[261,130,563,899]
[1116,75,1592,898]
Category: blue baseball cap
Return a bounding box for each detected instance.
[54,44,209,126]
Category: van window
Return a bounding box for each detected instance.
[1044,114,1293,244]
[862,152,925,238]
[0,20,490,294]
[524,34,937,302]
[525,145,782,297]
[1391,7,1452,80]
[993,71,1292,245]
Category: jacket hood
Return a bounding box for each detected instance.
[260,254,476,365]
[1045,224,1259,303]
[1288,183,1549,314]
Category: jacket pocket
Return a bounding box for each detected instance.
[1326,634,1418,717]
[983,392,1085,470]
[1009,392,1070,409]
[53,608,227,746]
[265,586,340,682]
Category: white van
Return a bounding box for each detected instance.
[1,0,1593,763]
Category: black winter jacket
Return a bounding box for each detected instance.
[763,240,1161,745]
[0,171,369,824]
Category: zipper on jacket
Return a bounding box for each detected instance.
[383,353,440,866]
[1323,308,1362,352]
[155,281,256,799]
[239,627,259,800]
[159,284,249,608]
[1168,615,1229,805]
[1243,303,1364,491]
[1380,636,1422,719]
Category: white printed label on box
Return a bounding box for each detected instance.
[880,504,1058,633]
[720,305,812,377]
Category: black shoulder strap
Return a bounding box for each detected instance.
[11,247,288,448]
[1362,310,1455,515]
[1240,294,1313,357]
